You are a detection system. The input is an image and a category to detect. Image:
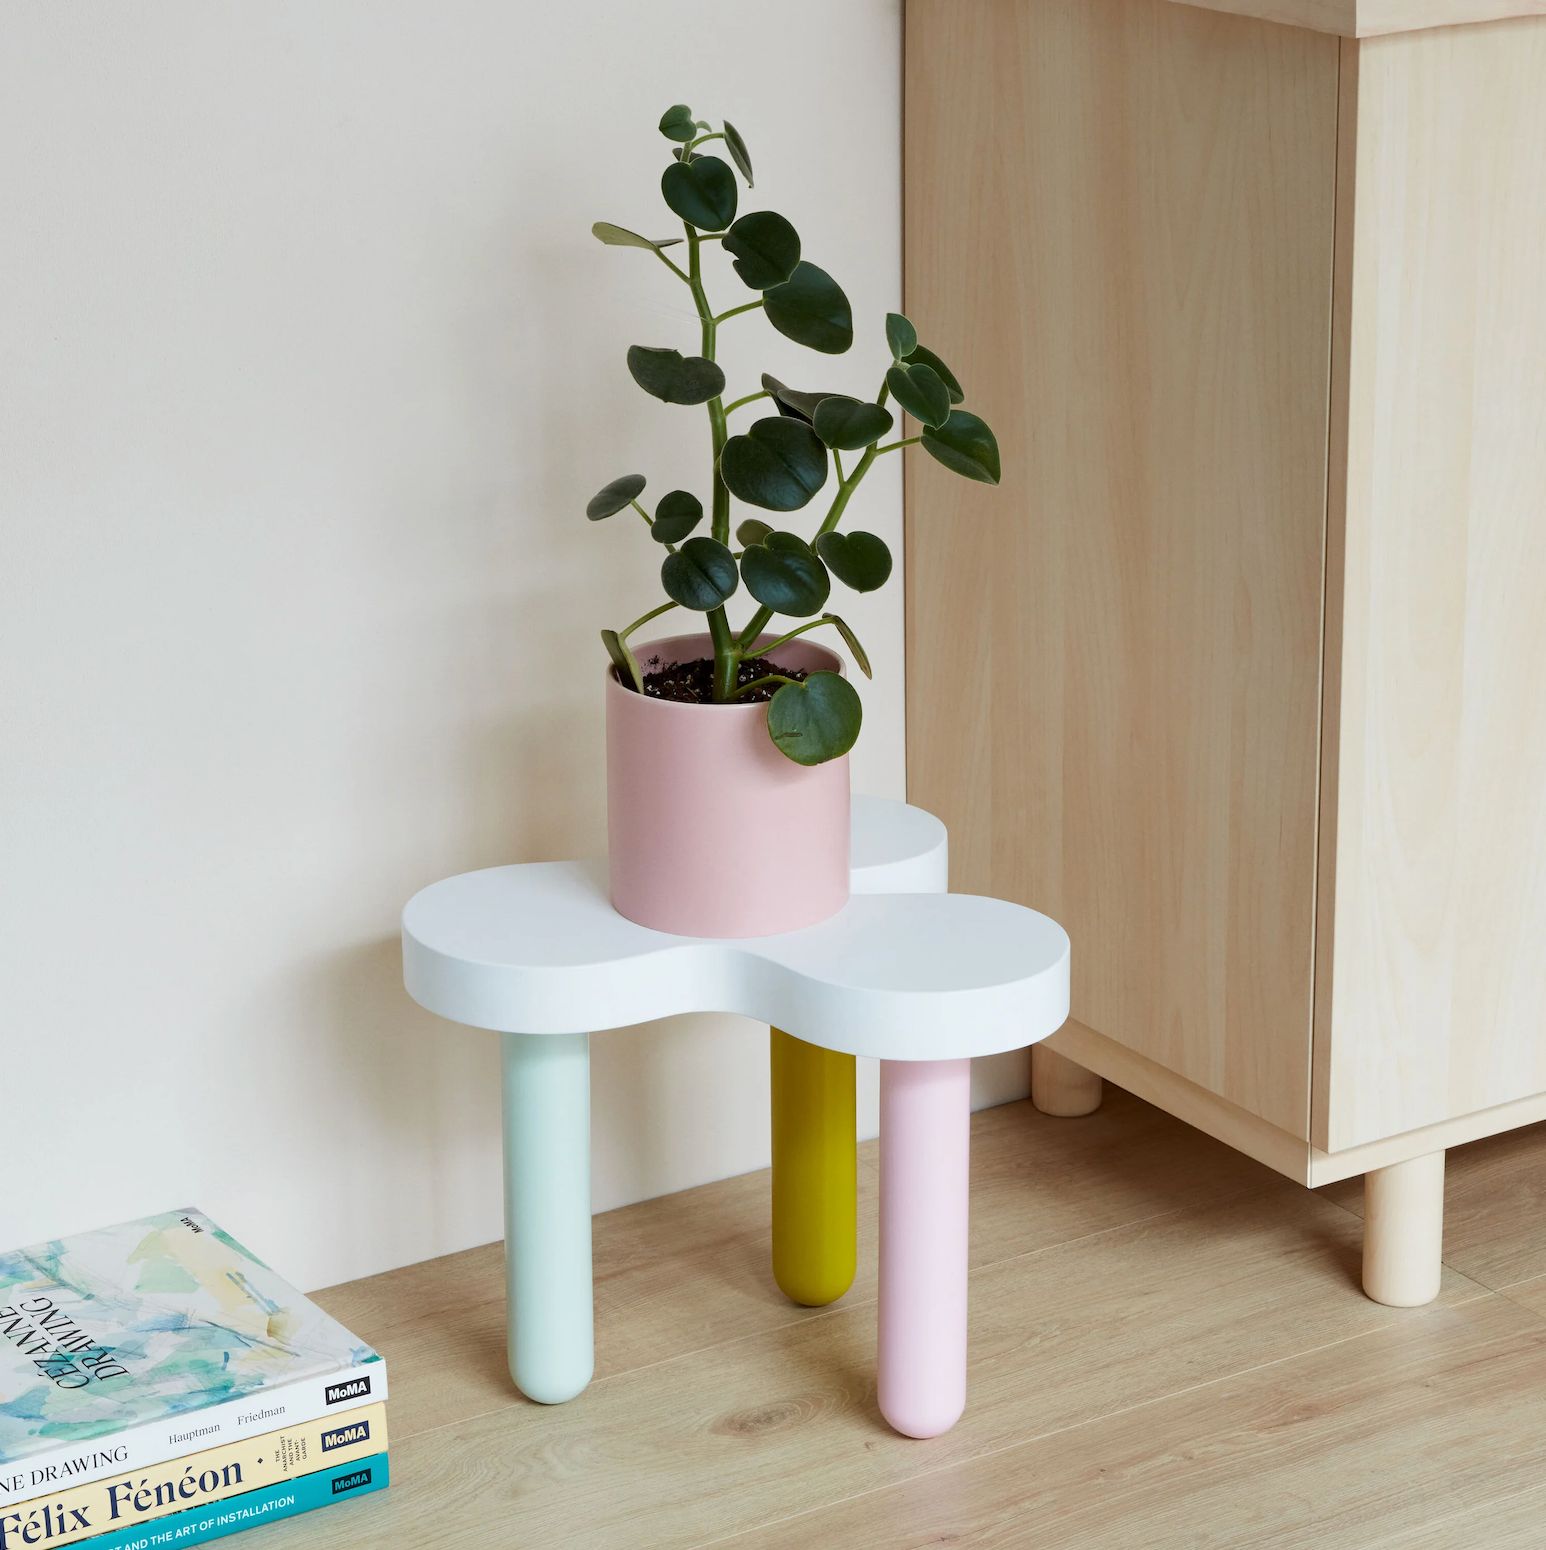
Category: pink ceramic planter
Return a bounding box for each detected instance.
[606,631,851,938]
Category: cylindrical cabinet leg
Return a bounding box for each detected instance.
[1031,1043,1103,1117]
[771,1028,857,1307]
[1363,1151,1445,1308]
[877,1057,971,1439]
[502,1030,594,1403]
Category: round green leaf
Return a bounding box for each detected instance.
[761,373,841,424]
[723,211,800,290]
[820,613,872,679]
[627,345,726,406]
[812,396,894,451]
[742,538,831,617]
[767,672,862,766]
[659,104,696,143]
[904,343,964,405]
[765,530,812,555]
[592,222,683,252]
[886,361,951,428]
[719,416,829,512]
[736,517,774,548]
[660,155,737,231]
[723,120,754,186]
[587,473,646,521]
[922,410,1001,485]
[815,530,893,593]
[652,490,703,544]
[661,536,739,611]
[764,262,853,355]
[885,312,918,359]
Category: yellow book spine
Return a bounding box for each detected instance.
[0,1402,387,1550]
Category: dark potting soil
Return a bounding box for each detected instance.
[639,654,807,705]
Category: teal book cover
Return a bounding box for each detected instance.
[82,1451,390,1550]
[0,1209,381,1475]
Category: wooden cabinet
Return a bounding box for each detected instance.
[905,0,1546,1301]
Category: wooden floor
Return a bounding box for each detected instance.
[268,1087,1546,1548]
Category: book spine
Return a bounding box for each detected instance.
[0,1359,386,1509]
[0,1403,387,1550]
[75,1453,389,1550]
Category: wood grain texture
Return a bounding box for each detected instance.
[299,1194,1474,1550]
[905,0,1338,1138]
[719,1297,1543,1550]
[252,1084,1546,1549]
[1501,1275,1546,1321]
[1314,16,1546,1150]
[1169,0,1546,36]
[311,1092,1283,1441]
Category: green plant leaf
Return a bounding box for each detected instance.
[815,530,893,592]
[886,361,951,428]
[767,672,862,766]
[627,345,726,405]
[820,613,872,678]
[722,211,800,290]
[661,536,739,611]
[660,155,737,231]
[659,104,696,143]
[905,343,964,404]
[765,530,813,555]
[764,262,853,354]
[652,490,703,544]
[761,374,841,424]
[812,396,894,451]
[922,410,1001,484]
[885,312,918,359]
[742,537,830,617]
[587,473,646,520]
[736,517,774,547]
[600,628,642,691]
[719,416,829,512]
[591,222,683,252]
[723,119,754,185]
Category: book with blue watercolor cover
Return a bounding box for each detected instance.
[0,1209,386,1509]
[82,1452,390,1550]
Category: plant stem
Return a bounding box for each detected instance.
[706,606,737,697]
[753,617,839,657]
[685,221,739,702]
[714,299,765,325]
[875,436,922,455]
[734,674,800,698]
[737,439,882,650]
[619,599,678,641]
[652,247,691,284]
[817,445,877,535]
[723,389,771,416]
[630,498,652,525]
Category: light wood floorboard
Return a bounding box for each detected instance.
[239,1091,1545,1548]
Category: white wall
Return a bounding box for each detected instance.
[0,0,1026,1290]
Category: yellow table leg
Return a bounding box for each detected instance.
[771,1027,857,1306]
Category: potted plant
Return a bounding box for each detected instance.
[590,103,1000,937]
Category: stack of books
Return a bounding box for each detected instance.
[0,1209,389,1550]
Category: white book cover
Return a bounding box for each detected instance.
[0,1208,385,1507]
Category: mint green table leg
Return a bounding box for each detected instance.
[501,1030,593,1404]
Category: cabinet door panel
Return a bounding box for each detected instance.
[905,0,1338,1135]
[1316,20,1546,1150]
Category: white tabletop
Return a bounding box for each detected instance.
[402,796,1069,1061]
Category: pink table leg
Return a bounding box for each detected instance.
[877,1056,972,1438]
